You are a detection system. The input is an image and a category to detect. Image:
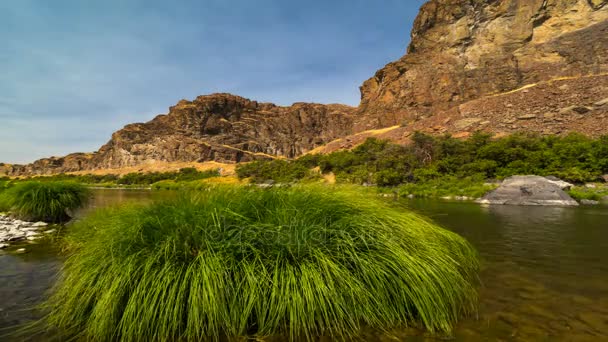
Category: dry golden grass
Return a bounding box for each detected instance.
[67,161,237,177]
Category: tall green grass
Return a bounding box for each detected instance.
[43,185,479,340]
[2,181,89,222]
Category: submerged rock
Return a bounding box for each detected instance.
[477,176,579,206]
[580,199,600,205]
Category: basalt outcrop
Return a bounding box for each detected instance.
[356,0,608,130]
[4,0,608,175]
[4,94,354,175]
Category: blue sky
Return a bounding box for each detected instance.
[0,0,426,164]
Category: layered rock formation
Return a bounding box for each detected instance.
[4,94,354,175]
[3,0,608,175]
[313,74,608,154]
[357,0,608,130]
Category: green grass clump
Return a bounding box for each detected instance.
[568,185,608,202]
[398,176,497,199]
[151,179,181,191]
[2,181,89,222]
[43,186,479,340]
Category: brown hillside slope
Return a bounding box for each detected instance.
[313,74,608,154]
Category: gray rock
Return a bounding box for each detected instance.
[580,199,600,205]
[518,114,537,120]
[594,98,608,107]
[544,176,574,190]
[25,231,40,238]
[8,235,25,242]
[559,105,593,115]
[31,222,48,227]
[15,248,26,253]
[476,176,579,206]
[454,118,482,130]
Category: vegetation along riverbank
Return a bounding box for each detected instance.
[3,132,608,202]
[236,132,608,202]
[39,185,479,340]
[0,181,89,223]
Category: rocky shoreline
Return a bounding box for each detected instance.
[0,215,55,249]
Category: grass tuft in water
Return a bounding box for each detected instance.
[43,185,479,340]
[2,181,89,222]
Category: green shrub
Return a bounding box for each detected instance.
[0,179,14,211]
[552,167,598,184]
[236,160,320,183]
[0,194,10,212]
[2,181,89,222]
[44,186,479,340]
[568,186,608,201]
[399,176,495,199]
[23,168,221,186]
[151,180,181,191]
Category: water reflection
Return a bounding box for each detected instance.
[405,200,608,341]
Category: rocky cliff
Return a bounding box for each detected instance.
[5,94,354,175]
[356,0,608,130]
[4,0,608,175]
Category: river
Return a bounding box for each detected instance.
[1,189,607,340]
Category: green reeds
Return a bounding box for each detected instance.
[43,185,479,340]
[2,181,89,222]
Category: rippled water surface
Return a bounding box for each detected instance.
[403,200,608,341]
[1,190,607,341]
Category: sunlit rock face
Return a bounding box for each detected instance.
[356,0,608,130]
[4,0,608,175]
[6,94,355,175]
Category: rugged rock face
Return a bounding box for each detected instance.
[310,74,608,154]
[357,0,608,130]
[4,0,608,175]
[5,94,354,175]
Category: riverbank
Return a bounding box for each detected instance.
[234,133,608,203]
[3,190,608,341]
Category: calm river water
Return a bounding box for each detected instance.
[1,189,607,341]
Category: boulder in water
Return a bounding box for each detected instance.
[477,176,579,206]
